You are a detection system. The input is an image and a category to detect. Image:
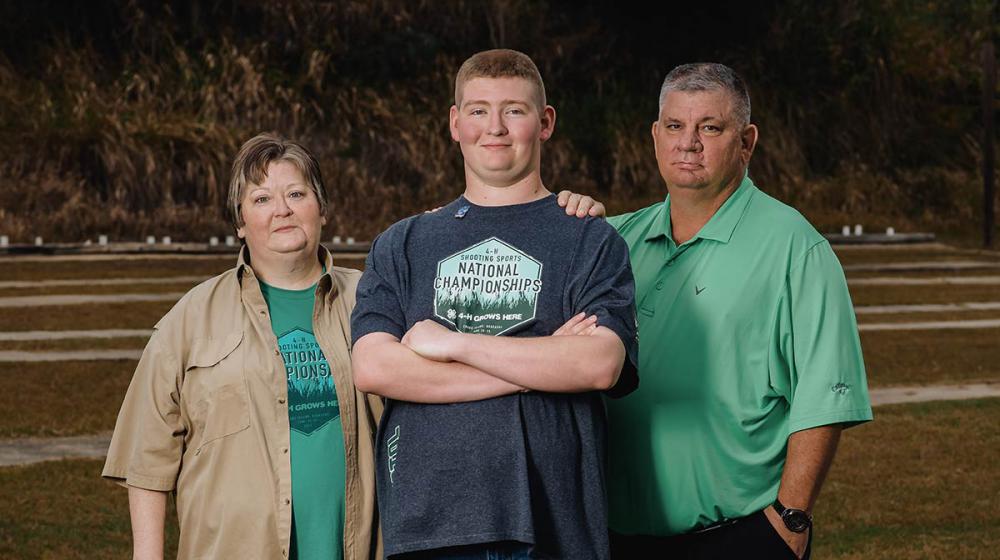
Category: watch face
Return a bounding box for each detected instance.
[782,510,812,533]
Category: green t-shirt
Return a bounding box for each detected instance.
[260,280,346,560]
[605,175,873,536]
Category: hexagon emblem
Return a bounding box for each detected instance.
[434,237,543,335]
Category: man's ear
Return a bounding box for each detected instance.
[741,123,759,163]
[449,105,460,142]
[539,105,557,141]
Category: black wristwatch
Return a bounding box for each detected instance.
[772,498,812,533]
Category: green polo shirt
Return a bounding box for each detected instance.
[605,175,872,536]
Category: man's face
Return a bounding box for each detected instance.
[450,77,555,187]
[652,89,757,193]
[237,160,326,257]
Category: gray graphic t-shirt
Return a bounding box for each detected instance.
[351,195,638,559]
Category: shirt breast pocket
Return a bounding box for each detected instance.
[183,332,251,455]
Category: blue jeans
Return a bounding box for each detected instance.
[395,541,533,560]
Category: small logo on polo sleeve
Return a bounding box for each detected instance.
[695,285,707,295]
[387,425,401,484]
[831,382,851,395]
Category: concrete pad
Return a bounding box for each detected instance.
[0,276,206,289]
[843,261,1000,272]
[870,383,1000,406]
[855,301,1000,314]
[0,329,151,341]
[0,350,142,362]
[848,275,1000,286]
[0,292,185,308]
[0,433,111,467]
[859,319,1000,331]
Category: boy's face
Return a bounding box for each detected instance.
[450,77,555,188]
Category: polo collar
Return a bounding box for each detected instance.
[646,173,757,245]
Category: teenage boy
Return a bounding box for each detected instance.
[351,49,637,560]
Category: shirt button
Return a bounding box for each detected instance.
[274,348,280,356]
[655,281,664,290]
[282,548,287,557]
[282,447,288,454]
[284,498,291,505]
[278,397,286,404]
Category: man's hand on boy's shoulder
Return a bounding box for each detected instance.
[557,190,606,218]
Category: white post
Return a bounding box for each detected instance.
[853,224,863,236]
[209,236,219,246]
[0,235,8,247]
[34,236,43,246]
[841,225,851,236]
[346,237,355,244]
[162,236,172,245]
[886,227,895,236]
[146,236,156,245]
[98,234,108,246]
[332,235,342,244]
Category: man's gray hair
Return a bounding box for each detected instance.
[227,133,327,228]
[658,63,751,127]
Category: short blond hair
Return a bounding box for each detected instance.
[454,49,547,111]
[227,133,327,228]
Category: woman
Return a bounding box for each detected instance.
[103,133,382,560]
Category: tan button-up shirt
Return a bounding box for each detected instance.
[103,248,382,560]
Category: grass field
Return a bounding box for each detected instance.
[0,302,175,331]
[0,459,179,559]
[0,337,149,352]
[0,257,234,282]
[860,329,1000,387]
[816,399,1000,560]
[0,361,135,438]
[833,247,1000,266]
[0,399,995,559]
[0,244,998,557]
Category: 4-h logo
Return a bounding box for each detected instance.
[433,237,543,335]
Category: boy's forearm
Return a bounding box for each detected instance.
[447,327,625,392]
[353,333,524,403]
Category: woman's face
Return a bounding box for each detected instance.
[237,160,326,258]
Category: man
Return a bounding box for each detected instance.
[562,63,872,559]
[351,49,638,560]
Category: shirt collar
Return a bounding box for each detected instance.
[646,173,757,245]
[237,244,337,295]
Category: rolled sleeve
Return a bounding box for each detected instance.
[782,241,873,433]
[351,229,409,344]
[102,332,185,491]
[568,221,639,398]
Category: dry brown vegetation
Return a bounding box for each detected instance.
[0,1,996,243]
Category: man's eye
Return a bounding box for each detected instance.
[702,125,721,133]
[665,123,681,130]
[470,109,486,116]
[506,108,525,115]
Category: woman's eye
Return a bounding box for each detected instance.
[254,196,269,204]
